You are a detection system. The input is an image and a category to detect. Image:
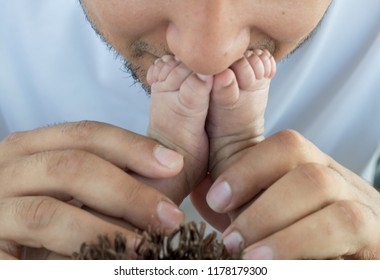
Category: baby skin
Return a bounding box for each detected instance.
[147,50,276,203]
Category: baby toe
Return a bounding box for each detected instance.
[178,73,213,111]
[211,69,240,107]
[147,59,161,86]
[249,50,266,80]
[229,53,257,91]
[248,49,276,80]
[157,55,181,82]
[147,55,181,86]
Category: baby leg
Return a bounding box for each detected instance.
[147,55,213,200]
[207,49,276,178]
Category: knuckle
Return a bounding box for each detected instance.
[0,160,22,191]
[333,200,371,236]
[276,129,306,149]
[59,121,102,142]
[0,131,30,158]
[15,197,60,230]
[298,163,336,197]
[123,181,144,207]
[1,131,26,144]
[125,130,144,148]
[45,150,89,179]
[0,240,19,259]
[274,129,312,162]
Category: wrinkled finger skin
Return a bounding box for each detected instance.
[209,130,380,259]
[0,121,189,259]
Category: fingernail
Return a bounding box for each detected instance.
[157,200,184,229]
[154,145,183,169]
[223,231,244,253]
[244,245,274,260]
[206,181,232,212]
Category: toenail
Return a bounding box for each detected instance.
[196,73,209,82]
[174,56,181,62]
[161,55,172,63]
[244,50,254,58]
[262,50,271,60]
[254,49,264,56]
[222,77,235,88]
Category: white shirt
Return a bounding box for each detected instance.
[0,0,150,138]
[1,0,379,181]
[268,0,380,179]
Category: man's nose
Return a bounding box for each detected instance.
[166,2,250,75]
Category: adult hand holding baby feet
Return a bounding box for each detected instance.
[146,50,380,260]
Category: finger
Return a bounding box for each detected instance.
[0,150,184,230]
[0,121,184,178]
[23,248,70,260]
[243,200,378,260]
[0,240,19,259]
[0,250,17,260]
[222,163,353,251]
[189,176,231,232]
[207,130,332,213]
[0,196,142,257]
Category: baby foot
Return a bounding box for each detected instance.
[147,55,213,201]
[207,49,276,178]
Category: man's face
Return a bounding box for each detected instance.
[80,0,332,89]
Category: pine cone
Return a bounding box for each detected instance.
[72,222,241,260]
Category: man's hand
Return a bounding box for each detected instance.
[200,129,380,259]
[0,121,185,259]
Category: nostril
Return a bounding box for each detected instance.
[167,23,251,75]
